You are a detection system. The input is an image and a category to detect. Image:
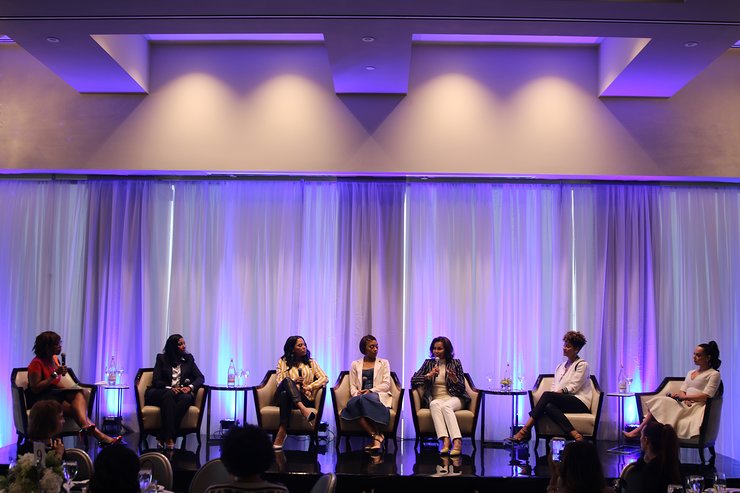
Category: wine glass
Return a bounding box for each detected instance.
[62,460,78,493]
[714,471,727,493]
[666,485,684,493]
[625,376,633,392]
[116,368,125,385]
[485,375,494,390]
[517,375,525,390]
[138,468,153,493]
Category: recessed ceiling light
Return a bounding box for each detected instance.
[684,41,698,47]
[365,66,376,71]
[46,36,60,43]
[362,36,375,43]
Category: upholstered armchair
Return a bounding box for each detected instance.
[409,373,481,450]
[252,370,327,447]
[635,377,723,464]
[134,368,208,450]
[330,371,404,451]
[11,367,97,447]
[528,374,604,449]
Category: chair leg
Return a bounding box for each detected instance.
[698,447,706,464]
[709,446,716,459]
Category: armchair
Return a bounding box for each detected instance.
[134,368,208,451]
[330,371,404,451]
[635,377,723,464]
[11,367,97,447]
[529,374,604,449]
[409,373,481,450]
[252,370,327,447]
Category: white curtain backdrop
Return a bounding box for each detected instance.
[0,178,737,459]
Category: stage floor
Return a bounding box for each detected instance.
[3,434,739,492]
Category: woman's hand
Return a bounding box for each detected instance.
[448,370,458,384]
[180,386,192,394]
[57,365,68,377]
[427,366,439,380]
[358,389,370,395]
[51,438,65,459]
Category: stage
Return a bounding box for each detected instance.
[2,434,739,492]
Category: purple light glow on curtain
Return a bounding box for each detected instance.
[0,179,737,458]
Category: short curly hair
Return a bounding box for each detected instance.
[220,425,274,477]
[28,400,63,440]
[563,331,587,350]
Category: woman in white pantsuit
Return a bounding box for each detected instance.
[411,336,471,456]
[624,340,722,440]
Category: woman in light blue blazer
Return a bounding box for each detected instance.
[340,335,392,452]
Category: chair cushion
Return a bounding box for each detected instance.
[141,405,201,431]
[258,405,320,431]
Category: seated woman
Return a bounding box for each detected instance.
[272,335,328,449]
[624,341,721,440]
[621,421,682,493]
[510,330,592,443]
[206,425,289,493]
[89,445,140,493]
[145,333,205,449]
[340,335,392,453]
[26,331,120,447]
[411,336,471,456]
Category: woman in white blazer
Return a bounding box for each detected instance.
[340,335,392,453]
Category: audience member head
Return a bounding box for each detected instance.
[698,341,721,370]
[33,331,61,358]
[282,335,311,366]
[559,441,607,493]
[359,335,377,355]
[28,400,63,440]
[163,333,186,366]
[562,331,587,352]
[429,336,454,360]
[90,444,139,493]
[220,425,274,479]
[642,421,682,485]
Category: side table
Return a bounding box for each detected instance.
[94,383,132,436]
[606,392,639,454]
[480,389,527,448]
[205,384,254,446]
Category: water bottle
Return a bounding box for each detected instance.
[618,365,627,393]
[227,358,236,387]
[107,356,117,386]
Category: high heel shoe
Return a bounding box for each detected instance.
[305,411,316,423]
[79,424,96,436]
[368,433,385,454]
[98,435,123,448]
[507,427,531,443]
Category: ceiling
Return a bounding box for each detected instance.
[1,0,739,96]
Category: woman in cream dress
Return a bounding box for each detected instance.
[625,340,721,440]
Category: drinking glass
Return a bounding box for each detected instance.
[666,485,684,493]
[62,460,78,493]
[486,375,494,390]
[625,377,633,392]
[685,475,704,493]
[116,368,125,385]
[517,375,525,390]
[714,472,727,493]
[138,468,153,493]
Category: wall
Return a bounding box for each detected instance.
[1,42,739,178]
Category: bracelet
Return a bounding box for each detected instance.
[50,372,58,379]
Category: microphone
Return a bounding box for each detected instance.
[434,357,440,367]
[61,353,66,366]
[297,368,303,388]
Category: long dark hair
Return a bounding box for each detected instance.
[559,441,608,493]
[643,421,682,485]
[163,333,186,366]
[281,335,311,367]
[33,331,61,358]
[429,336,455,360]
[699,340,722,370]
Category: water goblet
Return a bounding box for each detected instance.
[517,375,525,390]
[62,460,78,493]
[685,475,704,493]
[666,485,684,493]
[714,472,727,493]
[486,375,494,390]
[138,468,153,493]
[625,377,633,392]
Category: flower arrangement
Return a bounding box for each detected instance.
[0,451,64,493]
[500,377,512,390]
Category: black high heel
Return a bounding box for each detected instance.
[79,424,96,436]
[368,433,385,455]
[507,427,531,443]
